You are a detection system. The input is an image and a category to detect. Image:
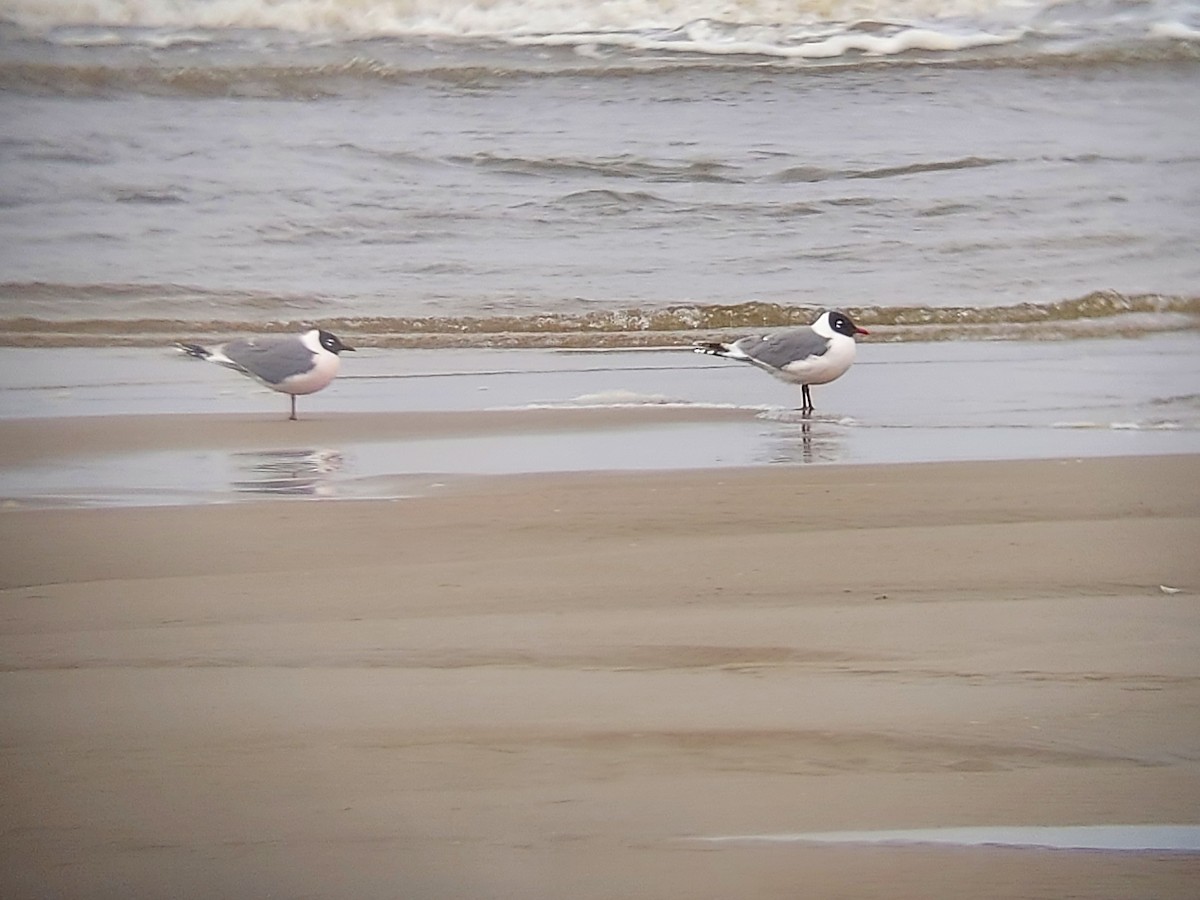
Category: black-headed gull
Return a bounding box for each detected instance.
[694,310,868,412]
[176,328,355,420]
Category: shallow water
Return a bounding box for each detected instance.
[692,824,1200,852]
[0,334,1196,506]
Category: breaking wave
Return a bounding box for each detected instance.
[2,0,1199,97]
[0,289,1195,348]
[4,45,1200,99]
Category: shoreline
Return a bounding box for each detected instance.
[2,408,1199,508]
[0,295,1196,350]
[2,331,1199,507]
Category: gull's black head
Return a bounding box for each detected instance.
[826,311,869,338]
[319,330,355,354]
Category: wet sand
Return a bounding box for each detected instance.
[1,446,1198,898]
[2,334,1199,505]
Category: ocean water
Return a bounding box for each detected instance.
[1,0,1199,348]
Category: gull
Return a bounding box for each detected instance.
[176,328,355,420]
[693,310,869,412]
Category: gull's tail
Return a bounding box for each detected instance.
[175,341,212,360]
[693,340,733,358]
[694,340,750,361]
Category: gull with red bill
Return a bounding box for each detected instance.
[176,328,355,421]
[693,309,869,412]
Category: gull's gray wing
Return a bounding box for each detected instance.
[735,328,830,371]
[219,336,315,385]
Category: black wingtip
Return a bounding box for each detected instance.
[175,342,211,360]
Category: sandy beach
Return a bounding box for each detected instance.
[1,432,1198,898]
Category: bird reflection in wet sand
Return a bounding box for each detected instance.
[766,410,845,465]
[231,448,344,497]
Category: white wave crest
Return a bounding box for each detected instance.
[1151,21,1200,41]
[0,0,1059,40]
[11,0,1192,63]
[511,22,1022,58]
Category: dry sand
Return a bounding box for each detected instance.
[1,436,1198,898]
